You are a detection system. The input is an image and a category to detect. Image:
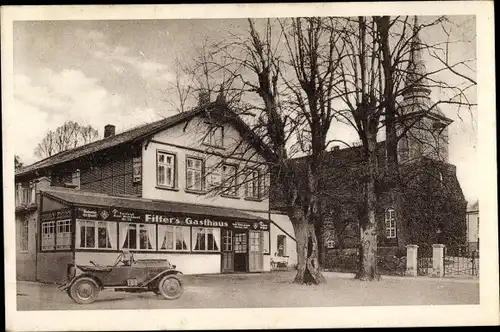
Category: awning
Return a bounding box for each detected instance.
[41,187,269,225]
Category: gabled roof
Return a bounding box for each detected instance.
[42,186,268,222]
[16,101,275,178]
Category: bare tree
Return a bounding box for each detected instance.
[34,121,100,159]
[15,155,23,170]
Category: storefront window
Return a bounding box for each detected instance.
[56,219,72,250]
[192,227,220,252]
[120,223,156,251]
[41,221,55,251]
[158,225,190,251]
[76,220,117,250]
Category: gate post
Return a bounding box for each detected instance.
[405,245,418,276]
[432,244,446,277]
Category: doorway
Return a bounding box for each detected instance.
[233,231,248,272]
[221,229,234,273]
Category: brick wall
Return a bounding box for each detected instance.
[79,147,142,196]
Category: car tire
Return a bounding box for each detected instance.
[69,277,100,304]
[158,275,183,300]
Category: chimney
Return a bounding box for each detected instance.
[104,124,115,138]
[198,90,211,106]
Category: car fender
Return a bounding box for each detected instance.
[65,274,103,291]
[144,269,183,286]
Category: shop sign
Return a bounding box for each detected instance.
[132,157,142,184]
[40,209,72,221]
[75,206,270,230]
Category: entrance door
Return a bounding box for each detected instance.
[221,229,234,273]
[234,231,248,272]
[248,230,263,272]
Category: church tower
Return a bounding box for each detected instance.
[397,16,453,164]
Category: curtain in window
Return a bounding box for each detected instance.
[182,227,190,250]
[193,228,205,251]
[146,224,156,250]
[107,222,117,249]
[210,228,220,251]
[120,223,130,249]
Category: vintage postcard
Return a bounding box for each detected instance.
[2,2,498,331]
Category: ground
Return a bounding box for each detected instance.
[16,271,479,311]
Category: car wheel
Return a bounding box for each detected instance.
[158,275,183,300]
[69,277,99,304]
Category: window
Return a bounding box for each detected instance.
[204,125,224,147]
[22,187,30,205]
[120,223,156,251]
[385,208,397,239]
[20,220,29,252]
[277,235,286,256]
[222,164,238,196]
[326,239,335,249]
[207,167,222,189]
[29,182,36,203]
[157,151,176,188]
[186,157,204,191]
[41,221,55,251]
[222,229,233,251]
[192,227,220,252]
[76,220,117,249]
[56,220,71,250]
[158,225,190,251]
[244,169,260,199]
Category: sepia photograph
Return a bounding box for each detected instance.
[2,2,498,331]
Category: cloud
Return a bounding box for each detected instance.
[77,28,174,82]
[13,69,162,164]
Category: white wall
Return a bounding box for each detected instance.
[248,211,297,268]
[75,252,221,275]
[467,212,479,243]
[142,116,269,212]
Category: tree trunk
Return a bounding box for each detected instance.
[356,130,379,281]
[289,207,326,285]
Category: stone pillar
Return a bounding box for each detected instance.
[432,244,446,277]
[405,245,418,276]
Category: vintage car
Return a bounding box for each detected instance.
[59,251,184,304]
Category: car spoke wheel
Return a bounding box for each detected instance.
[69,277,99,304]
[159,275,183,300]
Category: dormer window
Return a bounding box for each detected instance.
[204,125,224,148]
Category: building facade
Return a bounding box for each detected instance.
[15,101,297,283]
[466,201,479,251]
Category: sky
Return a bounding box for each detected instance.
[12,16,478,203]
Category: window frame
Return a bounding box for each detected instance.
[277,234,287,256]
[119,222,156,251]
[244,168,260,199]
[41,221,55,251]
[203,124,224,148]
[156,150,177,189]
[20,219,29,253]
[385,208,397,239]
[76,219,118,250]
[185,156,205,192]
[192,227,221,252]
[158,225,191,252]
[221,163,238,197]
[56,219,72,250]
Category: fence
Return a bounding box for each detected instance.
[444,245,479,277]
[417,244,433,276]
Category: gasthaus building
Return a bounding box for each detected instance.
[15,100,297,283]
